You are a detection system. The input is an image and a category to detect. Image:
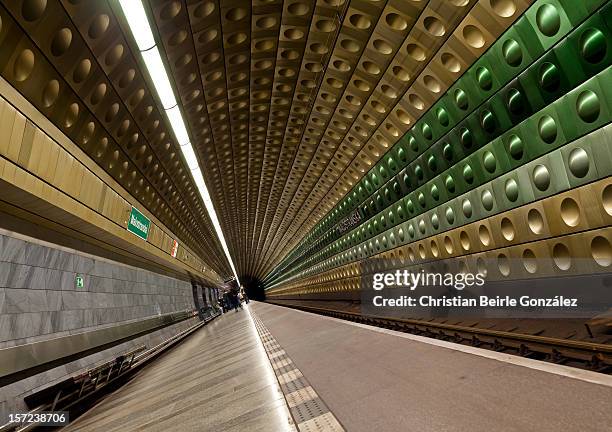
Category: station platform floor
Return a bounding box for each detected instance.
[63,302,612,432]
[62,305,296,432]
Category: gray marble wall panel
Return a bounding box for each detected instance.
[0,235,27,264]
[0,232,195,346]
[0,228,201,416]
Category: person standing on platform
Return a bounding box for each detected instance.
[240,287,250,304]
[230,289,242,312]
[222,292,230,313]
[216,298,224,314]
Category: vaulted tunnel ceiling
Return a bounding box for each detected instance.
[144,0,527,282]
[0,0,533,284]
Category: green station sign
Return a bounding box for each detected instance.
[75,274,84,289]
[127,206,151,241]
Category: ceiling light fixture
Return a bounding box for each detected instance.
[166,105,189,145]
[140,47,177,109]
[116,0,155,50]
[119,0,241,286]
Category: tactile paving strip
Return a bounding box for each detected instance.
[251,310,345,432]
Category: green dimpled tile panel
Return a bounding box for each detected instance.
[266,0,612,292]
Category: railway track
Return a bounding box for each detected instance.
[268,301,612,374]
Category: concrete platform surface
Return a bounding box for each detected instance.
[250,302,612,432]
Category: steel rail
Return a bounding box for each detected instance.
[268,301,612,373]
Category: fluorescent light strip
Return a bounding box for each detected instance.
[117,0,155,50]
[166,106,189,145]
[119,0,240,286]
[140,47,177,109]
[181,144,199,171]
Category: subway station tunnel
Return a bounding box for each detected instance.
[0,0,612,430]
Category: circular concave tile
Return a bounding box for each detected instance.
[14,49,35,82]
[536,3,561,37]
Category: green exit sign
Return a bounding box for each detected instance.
[127,206,151,241]
[75,274,84,289]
